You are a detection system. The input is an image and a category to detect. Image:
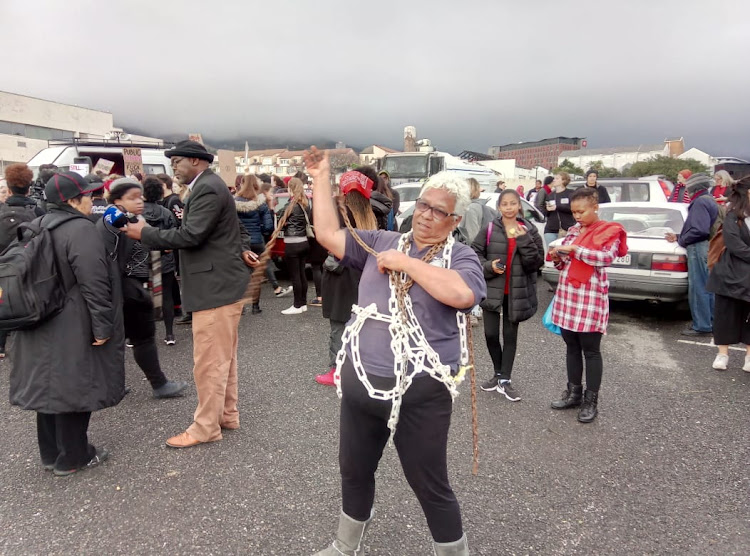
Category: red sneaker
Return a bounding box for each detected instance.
[315,368,336,387]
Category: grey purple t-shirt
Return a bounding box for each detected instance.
[341,230,486,378]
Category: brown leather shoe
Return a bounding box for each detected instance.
[220,422,240,430]
[166,431,206,449]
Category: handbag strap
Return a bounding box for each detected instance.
[485,221,493,247]
[302,205,312,227]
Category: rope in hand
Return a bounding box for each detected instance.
[243,197,299,303]
[338,198,480,475]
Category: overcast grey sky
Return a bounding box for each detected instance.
[4,0,750,156]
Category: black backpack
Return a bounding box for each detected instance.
[0,215,70,330]
[0,203,37,253]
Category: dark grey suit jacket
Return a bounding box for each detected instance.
[141,169,251,312]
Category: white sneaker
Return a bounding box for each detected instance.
[274,286,293,298]
[281,305,307,315]
[744,355,750,373]
[712,353,729,371]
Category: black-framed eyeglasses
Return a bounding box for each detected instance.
[170,157,185,168]
[414,198,457,221]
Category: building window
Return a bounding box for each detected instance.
[0,120,73,140]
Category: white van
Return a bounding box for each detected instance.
[380,151,500,191]
[26,139,173,179]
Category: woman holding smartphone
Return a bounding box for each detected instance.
[472,189,544,402]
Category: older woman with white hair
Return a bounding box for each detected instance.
[712,170,735,205]
[306,148,485,556]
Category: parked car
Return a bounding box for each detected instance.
[568,177,674,204]
[270,191,313,268]
[541,202,689,302]
[480,192,547,237]
[393,184,423,216]
[396,193,547,249]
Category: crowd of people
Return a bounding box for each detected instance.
[1,143,748,554]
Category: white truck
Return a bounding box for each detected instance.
[379,150,501,191]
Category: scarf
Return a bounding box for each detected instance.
[567,220,628,287]
[149,251,163,320]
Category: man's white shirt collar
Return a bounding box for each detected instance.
[187,170,205,190]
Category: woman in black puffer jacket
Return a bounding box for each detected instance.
[471,189,544,402]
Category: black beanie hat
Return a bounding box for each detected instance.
[164,140,214,163]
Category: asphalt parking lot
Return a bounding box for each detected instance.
[0,284,748,555]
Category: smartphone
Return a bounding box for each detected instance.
[492,259,506,272]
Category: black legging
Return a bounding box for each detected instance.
[560,329,603,392]
[339,359,463,543]
[483,297,519,381]
[123,297,168,390]
[161,271,176,337]
[311,264,323,299]
[285,241,309,308]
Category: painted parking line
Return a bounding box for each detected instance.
[677,339,747,352]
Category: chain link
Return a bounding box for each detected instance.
[334,212,480,472]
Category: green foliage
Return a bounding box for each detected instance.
[552,158,584,176]
[586,160,621,178]
[625,156,709,183]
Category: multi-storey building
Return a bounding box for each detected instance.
[488,137,584,169]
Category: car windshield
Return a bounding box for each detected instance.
[275,195,291,212]
[598,206,684,237]
[396,186,422,202]
[382,156,428,179]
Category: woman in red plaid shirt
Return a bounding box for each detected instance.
[548,188,627,423]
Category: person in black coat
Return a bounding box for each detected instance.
[317,170,379,386]
[707,177,750,372]
[9,172,125,476]
[584,170,611,204]
[142,176,181,344]
[472,189,545,402]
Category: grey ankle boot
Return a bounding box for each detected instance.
[314,510,372,556]
[433,533,469,555]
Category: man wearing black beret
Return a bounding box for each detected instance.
[125,140,257,448]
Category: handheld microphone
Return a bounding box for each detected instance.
[103,206,137,228]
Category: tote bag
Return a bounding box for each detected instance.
[542,299,561,335]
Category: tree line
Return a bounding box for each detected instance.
[552,156,709,183]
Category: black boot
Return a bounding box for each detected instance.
[578,390,599,423]
[551,383,583,410]
[251,303,262,315]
